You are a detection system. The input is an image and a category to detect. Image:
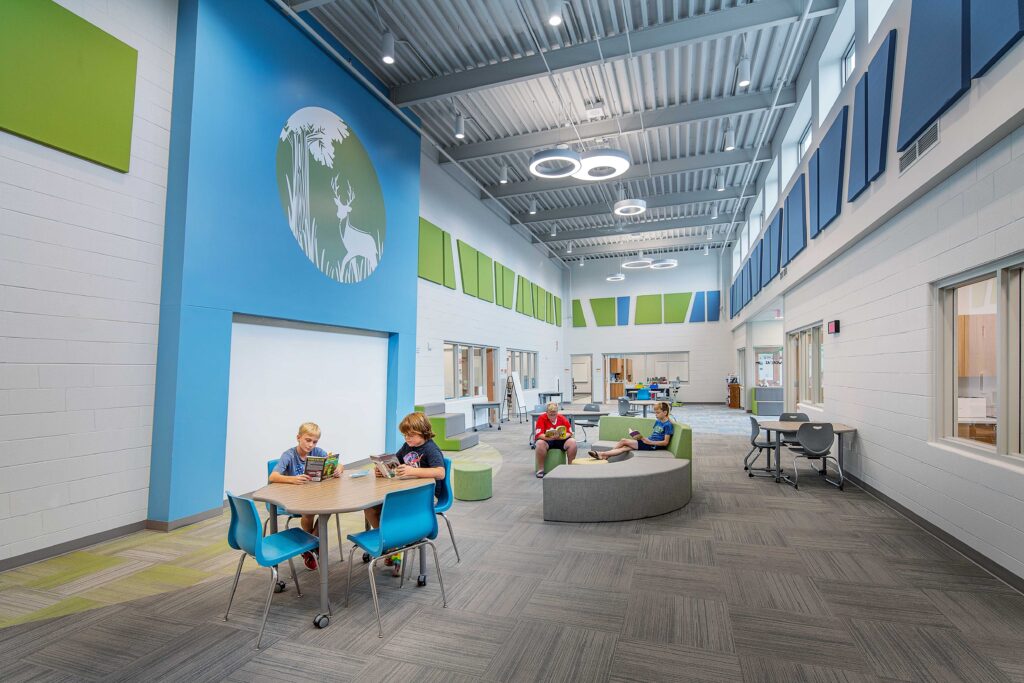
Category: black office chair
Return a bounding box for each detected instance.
[617,397,639,416]
[786,423,843,490]
[744,416,774,475]
[778,412,810,446]
[574,403,601,443]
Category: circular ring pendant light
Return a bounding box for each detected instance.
[529,148,582,178]
[622,250,653,269]
[613,198,647,216]
[650,258,678,269]
[606,272,625,282]
[572,149,631,181]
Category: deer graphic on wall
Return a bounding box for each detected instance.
[331,175,381,283]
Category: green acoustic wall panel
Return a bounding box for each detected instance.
[537,287,548,321]
[417,218,444,284]
[457,240,478,296]
[554,296,562,326]
[0,0,138,173]
[590,298,616,327]
[477,251,494,302]
[546,293,555,324]
[493,261,504,305]
[572,299,586,327]
[516,276,526,313]
[502,267,515,308]
[664,293,693,323]
[442,232,456,289]
[635,295,663,324]
[523,280,535,316]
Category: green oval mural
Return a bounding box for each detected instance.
[275,107,385,283]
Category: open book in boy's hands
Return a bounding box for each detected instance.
[370,453,401,479]
[304,453,340,482]
[543,425,567,439]
[628,428,642,438]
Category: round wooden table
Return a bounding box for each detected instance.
[251,472,432,627]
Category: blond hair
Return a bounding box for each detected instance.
[399,412,435,440]
[297,422,321,438]
[655,401,670,415]
[546,402,559,411]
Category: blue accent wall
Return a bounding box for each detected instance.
[706,290,721,322]
[970,0,1024,77]
[815,107,847,235]
[848,76,869,202]
[897,0,970,151]
[689,291,706,323]
[617,296,630,325]
[867,31,897,181]
[150,0,421,523]
[783,175,806,265]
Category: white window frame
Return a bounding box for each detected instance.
[507,347,539,391]
[444,341,495,399]
[936,258,1024,459]
[798,123,813,160]
[786,322,824,409]
[841,37,856,88]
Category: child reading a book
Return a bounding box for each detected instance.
[589,402,674,461]
[365,412,446,575]
[534,402,577,478]
[269,421,343,571]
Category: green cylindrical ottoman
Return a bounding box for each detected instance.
[544,448,567,474]
[453,462,492,501]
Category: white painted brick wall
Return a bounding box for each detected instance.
[0,0,177,562]
[417,155,569,426]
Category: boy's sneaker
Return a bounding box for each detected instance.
[302,551,318,571]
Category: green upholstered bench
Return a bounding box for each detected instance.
[453,462,492,501]
[544,448,566,473]
[593,415,692,460]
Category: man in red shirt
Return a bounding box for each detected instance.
[534,402,577,478]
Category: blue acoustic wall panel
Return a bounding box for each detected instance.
[750,244,762,297]
[617,296,630,325]
[784,175,807,265]
[817,107,847,234]
[689,291,706,323]
[897,0,970,151]
[730,281,735,317]
[707,290,721,321]
[767,210,782,279]
[741,263,749,308]
[848,76,869,201]
[971,0,1024,77]
[867,30,897,182]
[808,150,821,237]
[759,236,770,287]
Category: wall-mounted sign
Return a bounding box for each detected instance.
[827,320,840,334]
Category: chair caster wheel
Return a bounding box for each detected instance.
[274,581,287,594]
[743,466,748,471]
[838,484,844,491]
[748,472,753,477]
[416,575,427,587]
[313,614,329,628]
[362,552,371,563]
[793,485,799,490]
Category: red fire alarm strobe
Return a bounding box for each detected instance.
[827,320,840,334]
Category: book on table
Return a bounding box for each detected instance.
[543,425,568,439]
[304,453,339,482]
[370,453,401,479]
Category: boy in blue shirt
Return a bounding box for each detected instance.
[269,422,342,570]
[589,402,674,460]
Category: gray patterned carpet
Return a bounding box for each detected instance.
[2,408,1023,682]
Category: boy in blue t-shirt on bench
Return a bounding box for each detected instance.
[589,402,674,460]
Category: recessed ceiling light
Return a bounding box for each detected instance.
[529,148,582,178]
[573,149,630,181]
[613,198,647,216]
[650,258,678,269]
[381,30,395,64]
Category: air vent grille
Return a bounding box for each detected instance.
[899,121,940,174]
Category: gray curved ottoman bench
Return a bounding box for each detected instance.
[542,456,692,522]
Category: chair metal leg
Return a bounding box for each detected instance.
[335,514,344,563]
[224,552,246,621]
[440,513,461,564]
[256,566,278,650]
[742,445,756,470]
[262,518,269,536]
[344,545,356,607]
[367,560,383,638]
[790,454,800,489]
[399,550,407,589]
[287,557,302,598]
[426,541,447,607]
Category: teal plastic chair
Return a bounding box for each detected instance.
[344,484,447,637]
[434,458,460,563]
[266,457,344,564]
[637,388,651,400]
[223,492,320,649]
